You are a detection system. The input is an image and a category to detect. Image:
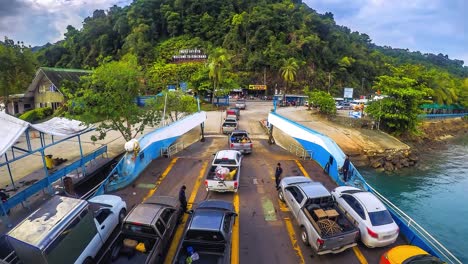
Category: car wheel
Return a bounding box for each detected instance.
[278,190,285,202]
[301,227,309,246]
[118,208,127,224]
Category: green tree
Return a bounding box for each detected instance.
[366,65,430,135]
[280,58,299,97]
[64,54,159,141]
[0,38,37,114]
[208,47,231,103]
[459,78,468,108]
[147,90,197,122]
[309,90,336,115]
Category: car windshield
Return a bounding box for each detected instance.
[368,210,394,226]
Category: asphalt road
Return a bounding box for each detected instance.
[110,101,402,264]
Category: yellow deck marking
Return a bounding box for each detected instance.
[284,217,305,264]
[232,193,240,264]
[295,160,310,178]
[143,157,179,201]
[352,246,368,264]
[278,199,290,212]
[164,161,208,264]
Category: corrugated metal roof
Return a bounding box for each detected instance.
[40,67,91,88]
[7,196,86,249]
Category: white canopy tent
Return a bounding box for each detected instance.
[0,113,30,158]
[0,112,91,157]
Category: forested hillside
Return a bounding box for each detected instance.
[24,0,468,97]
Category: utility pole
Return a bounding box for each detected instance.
[361,78,365,93]
[263,67,267,96]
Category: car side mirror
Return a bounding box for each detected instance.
[229,212,238,217]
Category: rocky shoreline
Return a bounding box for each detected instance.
[356,117,467,172]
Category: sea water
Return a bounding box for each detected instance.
[360,135,468,263]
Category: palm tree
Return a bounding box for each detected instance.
[280,58,299,101]
[208,48,231,103]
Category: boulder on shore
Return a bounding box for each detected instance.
[384,162,395,171]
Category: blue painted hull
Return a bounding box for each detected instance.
[293,139,441,258]
[94,111,207,195]
[106,136,179,192]
[267,112,445,260]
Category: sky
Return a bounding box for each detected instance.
[0,0,466,65]
[304,0,467,65]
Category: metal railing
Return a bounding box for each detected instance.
[287,144,313,160]
[160,142,185,158]
[419,113,467,119]
[0,146,107,215]
[368,185,462,264]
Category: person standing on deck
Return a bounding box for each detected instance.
[179,185,188,213]
[275,163,283,189]
[343,155,350,182]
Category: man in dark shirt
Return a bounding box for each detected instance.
[179,185,187,213]
[275,163,283,189]
[343,155,350,182]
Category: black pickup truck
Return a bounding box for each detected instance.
[172,200,237,264]
[99,195,182,264]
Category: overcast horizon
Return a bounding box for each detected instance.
[0,0,466,65]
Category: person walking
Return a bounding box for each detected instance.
[342,155,350,182]
[275,163,283,189]
[179,185,188,213]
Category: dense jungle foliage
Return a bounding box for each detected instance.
[2,0,467,135]
[27,0,466,97]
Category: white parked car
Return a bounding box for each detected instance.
[331,186,399,248]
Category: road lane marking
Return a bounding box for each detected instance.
[143,157,178,201]
[352,246,368,264]
[164,161,208,264]
[278,199,290,212]
[295,160,310,178]
[284,217,305,264]
[232,193,240,264]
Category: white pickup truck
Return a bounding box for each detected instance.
[278,177,359,255]
[204,150,242,192]
[6,195,127,264]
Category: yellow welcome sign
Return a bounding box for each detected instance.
[248,85,266,90]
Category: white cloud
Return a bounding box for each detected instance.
[304,0,467,64]
[0,0,131,46]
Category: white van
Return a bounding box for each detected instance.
[7,195,126,264]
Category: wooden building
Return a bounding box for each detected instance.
[21,67,92,113]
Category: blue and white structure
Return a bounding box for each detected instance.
[267,111,461,264]
[96,111,207,194]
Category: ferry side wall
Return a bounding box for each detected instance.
[269,114,441,260]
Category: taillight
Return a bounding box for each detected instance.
[250,143,253,148]
[234,181,238,188]
[204,180,208,186]
[316,238,324,248]
[230,143,234,148]
[367,227,378,238]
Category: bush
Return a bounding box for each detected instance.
[19,107,53,123]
